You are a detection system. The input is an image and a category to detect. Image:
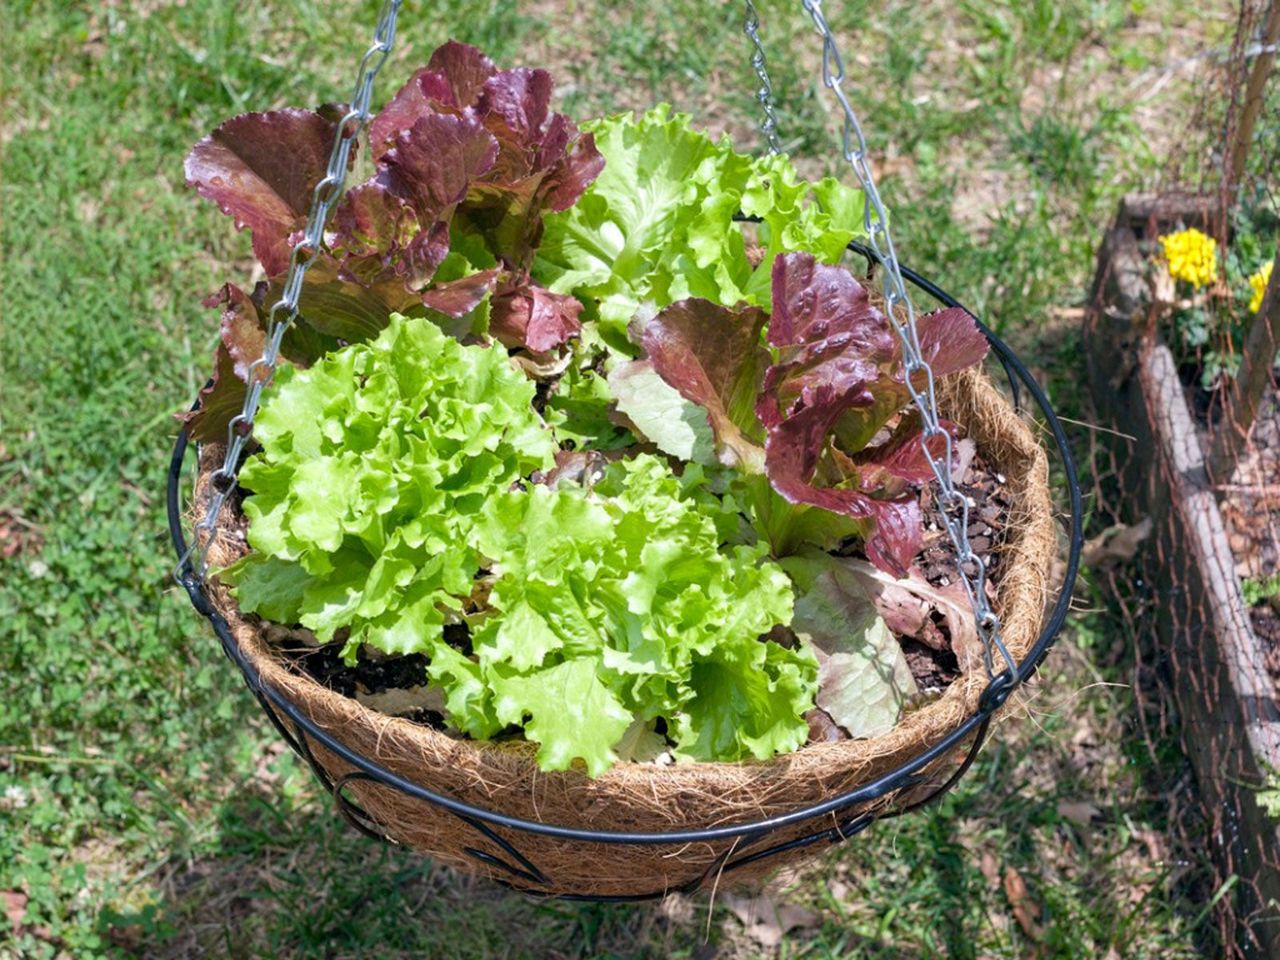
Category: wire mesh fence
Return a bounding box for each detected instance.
[1083,5,1280,943]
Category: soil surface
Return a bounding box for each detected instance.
[1185,372,1280,690]
[907,446,1010,691]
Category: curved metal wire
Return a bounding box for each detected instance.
[165,257,1082,899]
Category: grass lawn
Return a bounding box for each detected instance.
[0,1,1240,957]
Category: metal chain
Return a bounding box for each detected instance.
[180,0,404,579]
[798,0,1015,680]
[742,0,783,154]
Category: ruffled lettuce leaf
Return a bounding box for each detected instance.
[490,658,634,775]
[535,105,863,348]
[470,456,810,771]
[670,638,817,763]
[738,154,868,305]
[224,317,810,774]
[535,105,727,342]
[222,313,556,655]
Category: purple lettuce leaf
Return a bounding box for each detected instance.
[178,284,263,442]
[419,268,502,318]
[416,267,583,355]
[185,108,348,277]
[454,72,603,268]
[366,41,495,159]
[478,67,554,148]
[259,255,419,342]
[639,298,769,471]
[367,68,461,158]
[357,41,602,278]
[379,112,500,225]
[182,341,246,444]
[916,305,991,374]
[832,305,989,452]
[542,127,604,214]
[838,411,953,499]
[337,41,602,290]
[490,278,582,353]
[215,283,268,384]
[185,41,602,439]
[429,39,499,109]
[755,253,988,575]
[329,112,499,290]
[767,252,898,361]
[329,182,445,289]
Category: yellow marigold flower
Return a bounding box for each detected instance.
[1248,260,1273,314]
[1159,227,1217,289]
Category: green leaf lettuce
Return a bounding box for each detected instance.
[224,316,814,774]
[534,105,864,348]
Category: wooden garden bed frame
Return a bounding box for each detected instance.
[1084,193,1280,958]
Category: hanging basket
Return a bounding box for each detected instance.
[168,261,1077,900]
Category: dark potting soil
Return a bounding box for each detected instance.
[293,643,432,700]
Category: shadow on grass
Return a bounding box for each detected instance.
[92,772,981,959]
[93,643,1215,960]
[96,779,701,960]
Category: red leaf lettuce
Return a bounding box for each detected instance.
[182,41,601,439]
[637,252,988,575]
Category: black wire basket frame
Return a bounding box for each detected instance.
[167,243,1084,902]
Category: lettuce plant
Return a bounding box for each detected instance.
[223,314,556,643]
[182,40,602,441]
[192,41,994,775]
[225,314,811,774]
[535,106,863,347]
[617,252,988,575]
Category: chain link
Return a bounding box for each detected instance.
[742,0,783,154]
[798,0,1014,679]
[180,0,404,579]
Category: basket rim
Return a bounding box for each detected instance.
[167,262,1082,847]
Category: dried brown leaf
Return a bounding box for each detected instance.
[1082,517,1152,568]
[354,684,446,717]
[1002,866,1044,942]
[3,889,28,934]
[722,892,819,948]
[1055,799,1102,826]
